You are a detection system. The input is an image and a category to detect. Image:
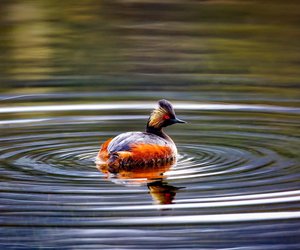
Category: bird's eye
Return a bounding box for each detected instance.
[163,114,170,120]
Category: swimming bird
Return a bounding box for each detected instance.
[97,99,186,173]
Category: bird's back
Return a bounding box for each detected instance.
[107,132,172,152]
[98,131,177,172]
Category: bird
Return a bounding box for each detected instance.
[97,99,186,173]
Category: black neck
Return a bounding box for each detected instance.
[146,125,170,141]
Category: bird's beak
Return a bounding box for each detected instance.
[173,117,187,124]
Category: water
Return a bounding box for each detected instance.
[1,1,300,249]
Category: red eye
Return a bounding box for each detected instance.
[163,114,170,120]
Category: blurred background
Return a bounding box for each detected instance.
[0,0,299,105]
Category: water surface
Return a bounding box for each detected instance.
[0,1,300,249]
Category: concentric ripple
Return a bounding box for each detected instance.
[0,102,300,249]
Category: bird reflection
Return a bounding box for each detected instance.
[96,161,181,205]
[147,180,180,205]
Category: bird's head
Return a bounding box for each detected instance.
[147,99,186,130]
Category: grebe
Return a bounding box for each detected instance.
[97,99,185,173]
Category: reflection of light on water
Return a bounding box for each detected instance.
[0,100,299,248]
[104,212,300,225]
[0,118,50,125]
[84,189,300,212]
[0,103,299,113]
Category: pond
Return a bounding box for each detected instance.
[0,1,300,249]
